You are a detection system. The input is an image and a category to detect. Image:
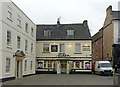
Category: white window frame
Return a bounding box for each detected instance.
[59,44,65,53]
[6,58,11,73]
[75,61,80,68]
[17,36,21,49]
[30,61,33,70]
[31,28,34,37]
[25,23,28,33]
[17,15,21,27]
[43,44,49,52]
[44,30,51,36]
[24,60,27,71]
[7,30,11,46]
[31,43,33,53]
[75,43,81,53]
[67,30,74,35]
[25,40,28,52]
[7,6,12,21]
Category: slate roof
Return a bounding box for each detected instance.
[112,11,120,20]
[36,22,91,41]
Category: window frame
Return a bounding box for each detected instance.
[51,45,58,52]
[24,60,27,71]
[6,58,11,73]
[31,43,33,53]
[43,44,50,52]
[44,30,51,36]
[59,44,65,53]
[48,61,52,68]
[25,40,28,52]
[7,30,11,46]
[31,28,34,37]
[25,23,28,33]
[67,30,74,36]
[7,6,12,21]
[75,43,81,53]
[30,61,33,70]
[17,15,21,27]
[17,36,21,49]
[75,61,80,68]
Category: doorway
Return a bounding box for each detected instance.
[17,61,20,79]
[61,61,67,74]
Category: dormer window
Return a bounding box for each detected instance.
[44,30,51,36]
[67,30,74,35]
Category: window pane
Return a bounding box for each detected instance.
[51,45,58,52]
[67,30,74,35]
[44,30,51,36]
[25,23,28,32]
[7,7,12,19]
[24,60,27,71]
[31,28,34,37]
[31,43,33,53]
[7,31,11,46]
[75,61,80,68]
[17,16,21,26]
[75,43,81,53]
[48,61,52,68]
[25,40,28,51]
[31,61,32,70]
[6,58,10,72]
[43,44,49,52]
[17,36,20,49]
[60,44,64,52]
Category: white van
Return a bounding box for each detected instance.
[95,61,113,75]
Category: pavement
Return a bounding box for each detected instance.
[2,74,114,85]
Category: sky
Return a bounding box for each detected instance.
[11,0,120,36]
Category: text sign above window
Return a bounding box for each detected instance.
[82,45,90,51]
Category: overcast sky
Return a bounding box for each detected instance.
[11,0,120,36]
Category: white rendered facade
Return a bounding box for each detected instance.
[0,0,36,80]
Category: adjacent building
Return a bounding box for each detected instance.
[92,5,120,65]
[36,20,92,74]
[0,0,36,80]
[92,29,103,62]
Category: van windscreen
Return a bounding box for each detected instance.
[100,63,111,67]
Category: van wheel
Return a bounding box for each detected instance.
[99,72,102,76]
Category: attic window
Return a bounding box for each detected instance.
[44,30,51,36]
[67,30,74,35]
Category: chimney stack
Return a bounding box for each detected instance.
[57,17,60,26]
[106,5,112,14]
[83,20,88,28]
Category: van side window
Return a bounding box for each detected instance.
[98,64,100,68]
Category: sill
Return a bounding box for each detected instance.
[25,51,28,54]
[7,46,12,49]
[42,52,50,53]
[74,52,82,54]
[7,17,13,22]
[5,72,11,76]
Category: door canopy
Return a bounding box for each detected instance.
[13,50,25,57]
